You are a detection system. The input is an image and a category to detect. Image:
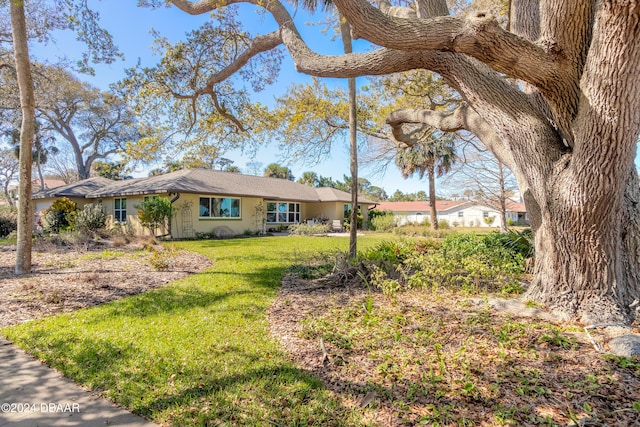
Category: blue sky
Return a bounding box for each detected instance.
[28,0,448,196]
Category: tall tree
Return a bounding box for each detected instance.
[33,66,139,179]
[91,160,132,180]
[297,171,319,187]
[3,0,120,274]
[9,0,34,274]
[395,131,457,229]
[264,162,294,180]
[116,14,282,167]
[164,0,640,324]
[0,147,19,205]
[6,120,56,191]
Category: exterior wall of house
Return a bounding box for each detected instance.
[392,210,429,226]
[441,205,501,227]
[35,192,374,237]
[306,202,370,228]
[101,195,148,236]
[171,194,264,238]
[390,205,503,228]
[306,202,343,223]
[34,197,91,215]
[34,197,93,228]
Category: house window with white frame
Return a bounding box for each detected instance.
[266,201,300,223]
[199,197,241,218]
[458,211,464,218]
[114,198,127,223]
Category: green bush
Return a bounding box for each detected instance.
[136,197,173,234]
[42,197,78,233]
[288,222,331,235]
[364,232,526,296]
[438,219,451,229]
[485,228,534,258]
[0,206,18,237]
[370,213,396,232]
[74,203,107,232]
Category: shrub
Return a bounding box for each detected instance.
[146,244,179,270]
[370,213,396,232]
[288,222,331,236]
[485,228,534,258]
[438,219,450,229]
[42,197,78,233]
[363,232,526,296]
[0,206,18,237]
[137,197,173,235]
[74,203,107,232]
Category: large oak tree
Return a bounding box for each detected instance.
[164,0,640,324]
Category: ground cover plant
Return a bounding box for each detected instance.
[1,236,386,425]
[3,233,639,426]
[270,232,640,426]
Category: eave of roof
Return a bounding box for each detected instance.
[31,169,379,205]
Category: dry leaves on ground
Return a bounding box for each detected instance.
[269,274,640,426]
[0,241,211,327]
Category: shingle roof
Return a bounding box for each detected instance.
[32,177,114,199]
[33,169,377,205]
[506,202,527,212]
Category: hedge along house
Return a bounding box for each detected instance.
[32,169,376,238]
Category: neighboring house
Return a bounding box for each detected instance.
[8,178,68,205]
[32,169,376,238]
[505,202,529,225]
[373,200,529,227]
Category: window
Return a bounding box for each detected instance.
[266,201,300,223]
[344,203,351,219]
[458,211,464,218]
[199,197,240,218]
[114,198,127,223]
[483,211,490,218]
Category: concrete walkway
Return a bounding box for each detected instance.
[0,338,158,427]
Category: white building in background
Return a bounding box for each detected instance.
[373,200,528,227]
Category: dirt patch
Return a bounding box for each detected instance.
[0,241,211,327]
[269,274,640,426]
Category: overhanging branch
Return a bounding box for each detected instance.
[330,0,569,94]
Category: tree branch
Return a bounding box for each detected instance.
[330,0,569,94]
[386,104,515,171]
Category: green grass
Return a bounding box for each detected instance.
[2,236,385,426]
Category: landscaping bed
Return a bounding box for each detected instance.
[0,239,211,327]
[269,272,640,426]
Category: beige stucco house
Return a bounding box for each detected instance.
[33,169,376,238]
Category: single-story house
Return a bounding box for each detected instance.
[32,169,376,238]
[373,200,529,227]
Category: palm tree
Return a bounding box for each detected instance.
[395,132,457,230]
[7,121,57,192]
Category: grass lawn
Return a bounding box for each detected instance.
[2,236,386,425]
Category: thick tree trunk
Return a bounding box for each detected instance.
[526,174,640,324]
[10,0,35,275]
